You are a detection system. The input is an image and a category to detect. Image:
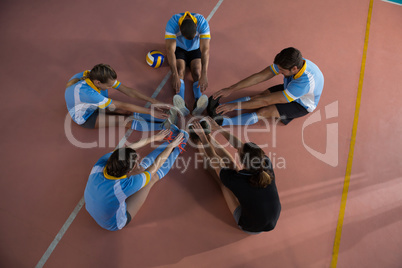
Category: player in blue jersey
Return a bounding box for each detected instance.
[210,47,324,125]
[84,128,188,231]
[165,11,211,117]
[65,63,170,130]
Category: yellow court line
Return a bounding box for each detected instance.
[330,0,374,267]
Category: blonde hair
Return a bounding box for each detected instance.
[65,63,117,88]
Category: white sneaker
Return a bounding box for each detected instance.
[173,95,190,117]
[192,95,209,116]
[162,109,178,129]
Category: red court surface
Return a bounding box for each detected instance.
[1,0,401,267]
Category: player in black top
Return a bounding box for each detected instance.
[189,117,281,233]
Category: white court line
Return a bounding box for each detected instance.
[35,197,85,268]
[207,0,224,21]
[35,1,224,267]
[36,128,135,268]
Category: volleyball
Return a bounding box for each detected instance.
[146,50,164,68]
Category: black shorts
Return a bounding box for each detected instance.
[125,211,132,227]
[175,47,201,67]
[269,84,309,125]
[80,109,99,129]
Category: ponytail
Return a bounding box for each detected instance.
[65,63,116,88]
[253,170,272,188]
[240,142,274,188]
[65,76,87,88]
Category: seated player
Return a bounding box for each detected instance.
[84,128,188,231]
[209,47,324,126]
[165,11,210,117]
[189,118,281,234]
[65,63,170,131]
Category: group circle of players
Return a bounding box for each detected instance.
[65,12,324,233]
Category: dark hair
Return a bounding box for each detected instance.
[106,148,138,177]
[65,63,117,88]
[274,47,304,70]
[180,19,197,40]
[240,142,273,188]
[88,63,117,83]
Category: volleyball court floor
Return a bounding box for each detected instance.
[0,0,401,267]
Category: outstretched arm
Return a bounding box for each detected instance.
[206,117,243,150]
[116,84,164,105]
[216,91,287,114]
[124,132,183,219]
[212,66,276,99]
[193,121,237,172]
[207,135,238,171]
[108,99,168,120]
[194,122,218,160]
[128,129,170,150]
[145,133,184,177]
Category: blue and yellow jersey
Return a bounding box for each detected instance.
[84,153,151,231]
[270,59,324,112]
[64,71,121,125]
[165,11,211,51]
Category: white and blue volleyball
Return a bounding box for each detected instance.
[146,50,164,68]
